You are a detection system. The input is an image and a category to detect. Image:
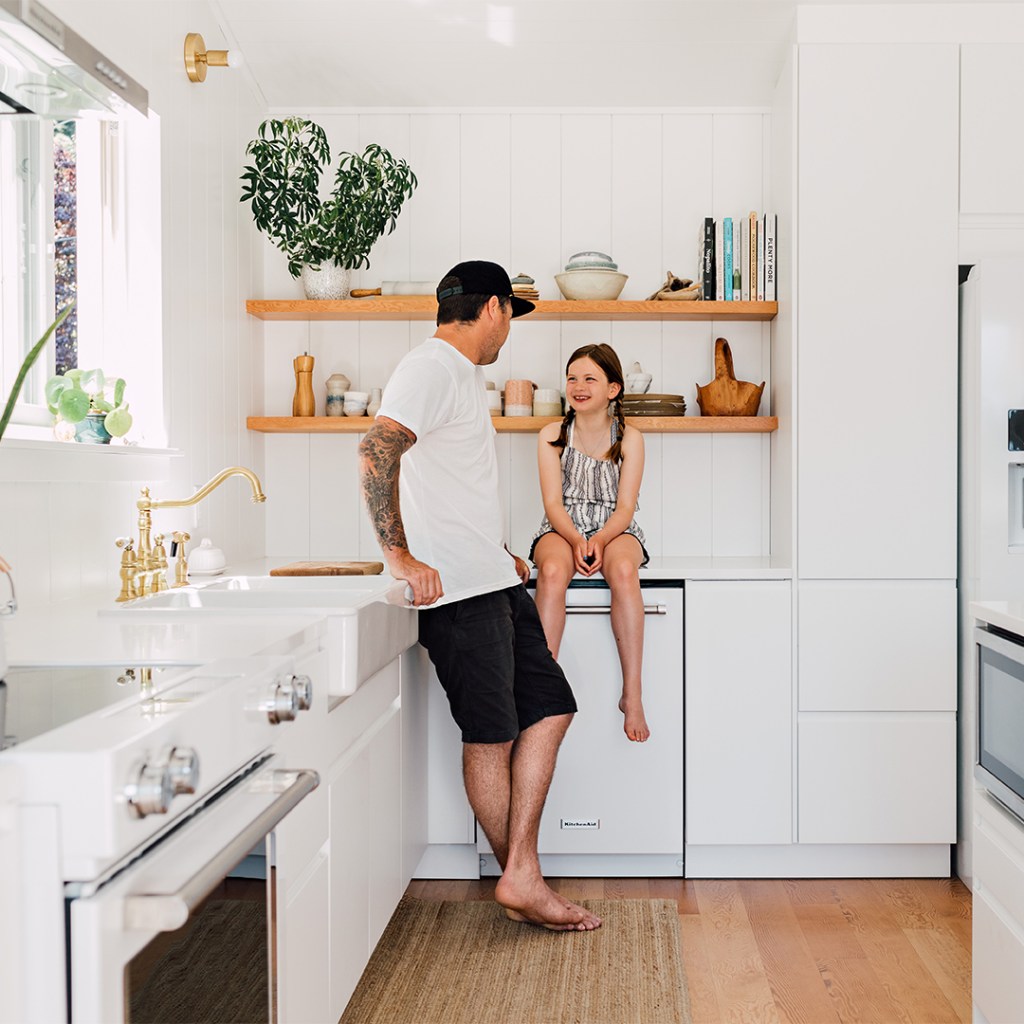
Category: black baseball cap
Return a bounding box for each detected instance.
[437,260,535,318]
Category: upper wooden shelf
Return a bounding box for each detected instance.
[245,297,778,322]
[248,415,778,434]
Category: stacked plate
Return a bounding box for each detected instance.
[622,393,687,417]
[565,250,618,272]
[511,272,539,301]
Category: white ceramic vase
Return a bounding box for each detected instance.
[300,261,352,300]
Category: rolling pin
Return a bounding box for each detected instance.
[349,281,436,298]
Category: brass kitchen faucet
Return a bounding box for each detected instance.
[115,466,266,601]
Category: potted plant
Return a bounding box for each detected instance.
[240,117,418,299]
[45,367,133,444]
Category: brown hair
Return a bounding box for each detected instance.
[549,343,626,464]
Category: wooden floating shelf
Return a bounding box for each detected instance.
[248,416,778,434]
[246,298,777,322]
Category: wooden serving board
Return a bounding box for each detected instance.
[270,561,385,576]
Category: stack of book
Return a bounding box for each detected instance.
[700,213,777,302]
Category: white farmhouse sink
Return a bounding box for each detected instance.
[102,575,417,697]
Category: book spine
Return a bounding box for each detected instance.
[732,218,741,301]
[723,217,732,302]
[740,218,750,301]
[765,213,776,301]
[748,211,757,301]
[757,214,765,301]
[715,220,724,300]
[702,217,715,300]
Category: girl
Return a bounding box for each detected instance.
[529,344,651,742]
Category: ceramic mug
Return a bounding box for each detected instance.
[343,390,369,416]
[504,379,534,417]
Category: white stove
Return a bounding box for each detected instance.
[0,647,323,1023]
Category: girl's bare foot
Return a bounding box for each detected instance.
[496,872,602,931]
[618,695,650,742]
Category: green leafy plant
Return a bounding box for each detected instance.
[0,302,75,443]
[45,367,132,438]
[240,117,418,278]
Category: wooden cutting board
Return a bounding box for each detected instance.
[270,561,385,576]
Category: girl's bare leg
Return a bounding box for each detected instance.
[601,536,649,742]
[532,533,576,659]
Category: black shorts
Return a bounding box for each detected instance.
[417,584,578,743]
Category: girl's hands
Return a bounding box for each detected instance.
[571,532,594,576]
[586,534,606,574]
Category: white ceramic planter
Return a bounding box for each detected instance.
[300,261,352,300]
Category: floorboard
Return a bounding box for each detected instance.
[408,876,972,1023]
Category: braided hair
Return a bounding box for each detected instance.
[549,343,627,464]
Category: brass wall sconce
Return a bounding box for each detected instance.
[184,32,241,82]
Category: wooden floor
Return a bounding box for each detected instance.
[406,876,972,1024]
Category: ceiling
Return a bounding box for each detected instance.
[212,0,960,110]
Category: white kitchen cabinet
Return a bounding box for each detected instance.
[798,712,955,844]
[279,851,330,1024]
[960,45,1024,216]
[796,42,958,580]
[973,790,1024,1023]
[797,580,956,711]
[685,580,792,845]
[367,707,403,950]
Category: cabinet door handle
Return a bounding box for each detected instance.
[565,604,666,615]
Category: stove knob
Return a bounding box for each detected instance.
[125,760,173,818]
[292,674,313,711]
[265,678,299,724]
[167,746,200,795]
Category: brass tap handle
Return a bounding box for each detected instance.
[152,534,169,592]
[115,537,137,603]
[171,531,191,588]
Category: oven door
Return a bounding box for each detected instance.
[67,757,317,1024]
[975,626,1024,822]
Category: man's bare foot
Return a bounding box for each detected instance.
[496,873,602,931]
[618,695,650,742]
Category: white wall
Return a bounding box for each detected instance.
[258,109,773,561]
[0,0,266,606]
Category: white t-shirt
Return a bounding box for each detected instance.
[376,337,519,607]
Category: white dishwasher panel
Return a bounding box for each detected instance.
[525,584,683,870]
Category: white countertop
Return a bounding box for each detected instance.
[971,600,1024,636]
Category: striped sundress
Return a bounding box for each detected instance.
[529,418,649,565]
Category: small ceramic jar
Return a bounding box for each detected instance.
[504,379,535,417]
[343,390,369,416]
[326,373,351,417]
[533,388,562,417]
[366,388,383,418]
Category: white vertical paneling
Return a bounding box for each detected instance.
[611,115,662,301]
[459,115,511,265]
[711,434,764,555]
[637,434,663,557]
[309,321,360,417]
[510,115,561,300]
[661,435,713,556]
[508,321,561,393]
[612,321,662,398]
[711,114,765,215]
[663,115,714,287]
[264,322,312,418]
[356,322,412,395]
[265,435,311,557]
[309,436,362,558]
[663,320,714,424]
[561,115,612,262]
[508,433,541,558]
[408,115,460,281]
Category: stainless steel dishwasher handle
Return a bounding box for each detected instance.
[565,604,667,615]
[123,768,318,932]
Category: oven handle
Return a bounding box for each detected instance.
[565,604,666,615]
[123,768,317,933]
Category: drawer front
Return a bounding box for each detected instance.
[974,888,1024,1024]
[975,791,1024,928]
[798,580,955,711]
[799,712,955,844]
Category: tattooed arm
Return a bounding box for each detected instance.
[358,416,444,606]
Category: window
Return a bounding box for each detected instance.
[53,120,77,376]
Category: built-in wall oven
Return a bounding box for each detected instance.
[975,624,1024,823]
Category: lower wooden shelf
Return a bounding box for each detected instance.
[247,416,778,434]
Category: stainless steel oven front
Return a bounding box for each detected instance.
[67,757,317,1024]
[975,625,1024,823]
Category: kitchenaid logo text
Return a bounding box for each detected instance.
[560,819,600,830]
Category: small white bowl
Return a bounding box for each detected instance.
[555,270,628,301]
[625,373,653,394]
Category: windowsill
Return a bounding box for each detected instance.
[0,435,182,483]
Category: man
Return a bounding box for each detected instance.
[358,261,600,932]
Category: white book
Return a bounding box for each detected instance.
[740,217,750,301]
[715,219,724,301]
[764,213,777,302]
[757,214,765,301]
[732,218,741,300]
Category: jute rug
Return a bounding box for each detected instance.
[341,896,692,1024]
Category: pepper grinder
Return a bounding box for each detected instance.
[293,354,316,416]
